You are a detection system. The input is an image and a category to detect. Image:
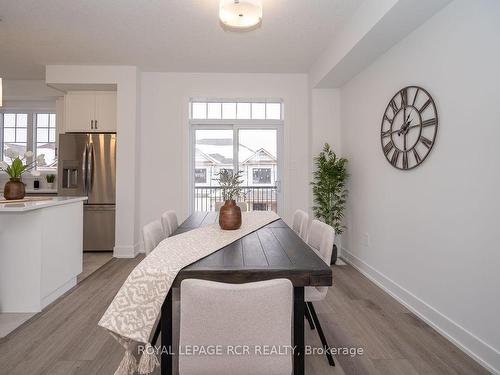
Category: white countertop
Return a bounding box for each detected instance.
[0,188,58,194]
[25,189,58,194]
[0,197,87,212]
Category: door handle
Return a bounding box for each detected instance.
[82,144,88,195]
[95,120,98,129]
[87,143,94,192]
[91,120,94,130]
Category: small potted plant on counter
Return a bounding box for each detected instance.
[311,143,348,264]
[45,174,56,189]
[215,169,244,230]
[0,149,46,200]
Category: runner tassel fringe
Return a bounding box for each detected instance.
[138,343,160,374]
[114,350,137,375]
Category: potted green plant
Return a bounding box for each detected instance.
[0,149,46,200]
[214,169,244,230]
[311,143,348,264]
[45,174,56,189]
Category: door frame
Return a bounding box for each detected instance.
[189,120,284,215]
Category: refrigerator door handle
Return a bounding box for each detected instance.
[82,144,88,195]
[87,142,95,192]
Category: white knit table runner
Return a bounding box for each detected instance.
[98,211,279,375]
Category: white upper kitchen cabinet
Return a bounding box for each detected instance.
[94,93,117,132]
[65,91,117,133]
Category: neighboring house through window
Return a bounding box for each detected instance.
[194,168,207,183]
[35,113,57,169]
[190,99,282,213]
[252,168,271,184]
[2,113,28,161]
[0,110,57,169]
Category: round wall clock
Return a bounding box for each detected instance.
[380,86,438,170]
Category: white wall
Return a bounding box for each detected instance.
[339,0,500,372]
[139,73,309,237]
[309,88,342,217]
[310,89,342,158]
[46,65,140,258]
[309,0,452,88]
[2,80,63,103]
[310,0,398,87]
[1,80,59,110]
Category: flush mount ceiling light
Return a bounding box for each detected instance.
[219,0,263,32]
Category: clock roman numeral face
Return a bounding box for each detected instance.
[402,151,409,169]
[420,136,433,149]
[412,88,420,106]
[413,148,421,164]
[391,149,400,167]
[381,129,391,139]
[380,86,438,170]
[389,99,399,115]
[419,99,432,114]
[422,118,437,128]
[400,88,408,108]
[383,140,394,155]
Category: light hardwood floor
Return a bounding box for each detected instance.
[0,252,113,339]
[0,257,488,375]
[77,252,113,283]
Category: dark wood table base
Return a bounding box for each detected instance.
[293,287,305,375]
[159,212,331,375]
[161,291,172,375]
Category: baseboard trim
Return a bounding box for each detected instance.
[113,243,141,258]
[341,247,500,374]
[41,277,77,310]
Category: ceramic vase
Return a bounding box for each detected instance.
[4,178,26,200]
[219,200,242,230]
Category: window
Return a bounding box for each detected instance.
[252,168,271,184]
[0,110,57,169]
[2,113,28,162]
[194,168,207,183]
[35,113,57,169]
[190,100,282,120]
[191,101,282,213]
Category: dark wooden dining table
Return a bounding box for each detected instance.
[160,211,333,375]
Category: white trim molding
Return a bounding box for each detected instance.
[341,247,500,375]
[113,243,141,258]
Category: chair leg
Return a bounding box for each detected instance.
[307,302,335,367]
[304,302,315,330]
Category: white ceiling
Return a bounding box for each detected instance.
[0,0,363,79]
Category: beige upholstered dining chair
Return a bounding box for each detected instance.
[161,210,179,237]
[291,209,309,240]
[304,219,336,366]
[142,220,165,255]
[214,201,248,212]
[179,279,293,375]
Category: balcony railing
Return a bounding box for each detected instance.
[194,186,277,212]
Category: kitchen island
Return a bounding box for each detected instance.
[0,197,86,313]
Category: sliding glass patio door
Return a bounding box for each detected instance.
[191,125,282,214]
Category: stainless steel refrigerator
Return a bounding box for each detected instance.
[58,133,116,252]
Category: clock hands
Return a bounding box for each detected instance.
[397,112,413,136]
